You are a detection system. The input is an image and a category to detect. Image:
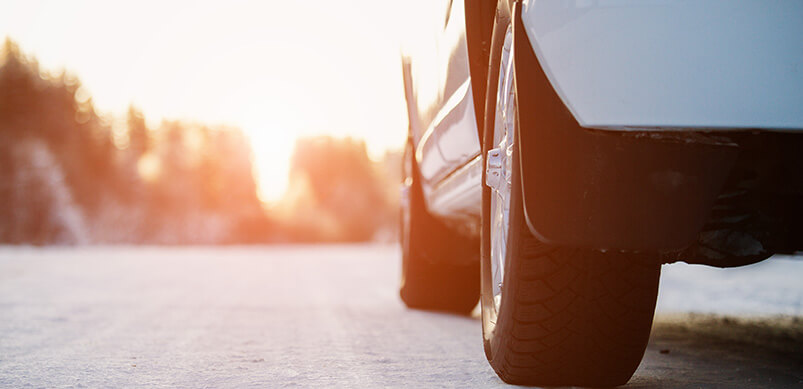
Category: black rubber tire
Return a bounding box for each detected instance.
[479,17,661,386]
[481,202,661,386]
[400,141,480,315]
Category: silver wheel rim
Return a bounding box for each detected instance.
[487,27,515,315]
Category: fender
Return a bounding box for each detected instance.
[512,4,739,251]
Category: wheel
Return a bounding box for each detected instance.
[399,140,480,314]
[480,24,661,387]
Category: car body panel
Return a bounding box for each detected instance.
[520,0,803,131]
[416,79,480,186]
[404,0,482,220]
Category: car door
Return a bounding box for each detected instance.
[414,0,482,193]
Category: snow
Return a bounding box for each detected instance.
[0,245,500,387]
[657,255,803,316]
[0,245,800,387]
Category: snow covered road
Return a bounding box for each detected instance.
[0,245,801,387]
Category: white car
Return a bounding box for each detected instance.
[398,0,803,386]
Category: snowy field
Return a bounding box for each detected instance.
[657,255,803,316]
[0,245,801,388]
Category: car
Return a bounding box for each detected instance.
[398,0,803,386]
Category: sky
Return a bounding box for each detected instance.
[0,0,446,202]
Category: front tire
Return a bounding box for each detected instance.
[480,18,661,387]
[399,141,480,314]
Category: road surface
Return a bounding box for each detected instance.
[0,245,801,388]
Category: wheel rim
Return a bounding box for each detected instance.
[487,27,515,315]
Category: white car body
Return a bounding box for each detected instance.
[521,0,803,131]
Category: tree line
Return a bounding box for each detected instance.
[0,38,399,245]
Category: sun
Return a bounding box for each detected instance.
[245,128,295,205]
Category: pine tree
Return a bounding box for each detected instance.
[127,105,149,157]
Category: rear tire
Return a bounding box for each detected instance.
[482,197,661,385]
[480,15,660,386]
[400,141,480,314]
